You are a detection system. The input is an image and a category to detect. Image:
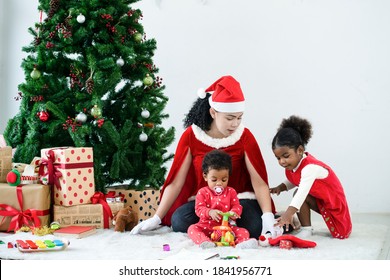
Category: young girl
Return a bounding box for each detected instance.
[131,75,276,238]
[187,149,258,249]
[271,115,352,239]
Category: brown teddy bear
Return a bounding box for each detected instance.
[112,206,138,232]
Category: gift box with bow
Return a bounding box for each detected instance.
[53,192,124,229]
[40,147,95,206]
[0,183,50,232]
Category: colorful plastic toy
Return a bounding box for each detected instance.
[16,239,70,252]
[211,212,236,247]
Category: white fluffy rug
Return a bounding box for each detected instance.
[0,221,388,260]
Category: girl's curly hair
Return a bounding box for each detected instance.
[272,115,313,150]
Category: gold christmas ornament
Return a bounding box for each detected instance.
[143,74,153,86]
[30,67,41,79]
[133,32,143,43]
[91,105,102,118]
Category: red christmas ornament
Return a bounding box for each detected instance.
[37,110,50,122]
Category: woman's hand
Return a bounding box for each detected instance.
[261,212,277,236]
[130,214,161,234]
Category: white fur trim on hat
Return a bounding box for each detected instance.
[191,124,244,149]
[209,97,245,113]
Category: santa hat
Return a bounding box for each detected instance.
[198,75,245,113]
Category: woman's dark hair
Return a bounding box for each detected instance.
[202,149,232,175]
[183,93,213,130]
[272,115,313,150]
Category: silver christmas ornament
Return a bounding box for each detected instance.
[141,109,150,119]
[77,14,86,24]
[116,57,125,67]
[76,112,87,123]
[139,132,148,142]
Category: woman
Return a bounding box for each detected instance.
[131,75,277,238]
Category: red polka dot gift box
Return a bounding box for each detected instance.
[40,147,95,207]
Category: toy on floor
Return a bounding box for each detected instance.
[211,212,236,247]
[112,206,138,232]
[259,233,316,249]
[15,239,70,252]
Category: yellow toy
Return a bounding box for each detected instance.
[211,212,236,247]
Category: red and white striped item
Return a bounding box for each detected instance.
[20,164,39,184]
[20,175,39,184]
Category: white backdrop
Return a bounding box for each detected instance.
[1,0,389,214]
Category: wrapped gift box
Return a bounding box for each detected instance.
[0,134,15,157]
[40,147,95,206]
[0,183,51,232]
[0,146,12,183]
[106,187,160,222]
[53,202,124,229]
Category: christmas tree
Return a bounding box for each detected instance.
[4,0,175,192]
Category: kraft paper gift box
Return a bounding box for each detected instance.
[0,146,12,183]
[53,202,124,229]
[0,183,51,232]
[40,147,95,206]
[0,134,15,157]
[105,187,160,222]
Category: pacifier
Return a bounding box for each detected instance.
[214,186,223,195]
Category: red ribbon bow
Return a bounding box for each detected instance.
[0,186,49,232]
[91,192,113,229]
[39,149,62,190]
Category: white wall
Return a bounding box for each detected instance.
[1,0,389,214]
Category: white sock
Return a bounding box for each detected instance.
[294,226,313,239]
[200,241,216,249]
[236,239,259,249]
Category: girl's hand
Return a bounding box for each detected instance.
[209,209,221,222]
[270,184,287,195]
[275,207,297,231]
